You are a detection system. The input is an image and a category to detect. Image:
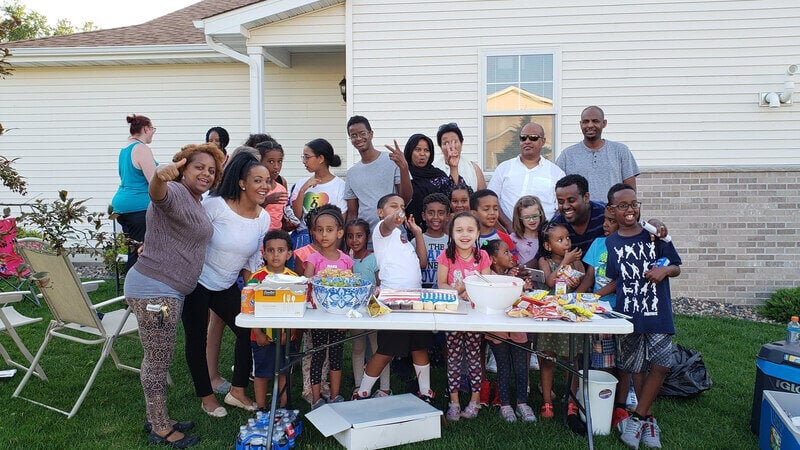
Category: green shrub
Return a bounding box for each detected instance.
[103,232,128,276]
[757,286,800,323]
[16,226,44,240]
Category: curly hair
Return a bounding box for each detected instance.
[170,143,226,188]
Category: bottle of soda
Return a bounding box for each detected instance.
[787,316,800,346]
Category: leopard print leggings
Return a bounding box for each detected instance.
[127,296,182,431]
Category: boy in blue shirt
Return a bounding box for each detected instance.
[413,193,450,288]
[605,183,681,450]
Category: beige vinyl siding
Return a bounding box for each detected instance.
[263,52,347,183]
[249,4,345,47]
[0,63,249,219]
[0,55,346,222]
[350,0,800,168]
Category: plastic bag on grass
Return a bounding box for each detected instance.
[658,344,713,398]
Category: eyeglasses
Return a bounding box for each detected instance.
[611,201,642,211]
[521,214,541,222]
[151,126,157,132]
[519,134,541,142]
[300,154,317,161]
[349,131,370,141]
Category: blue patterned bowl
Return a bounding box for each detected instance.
[311,277,372,314]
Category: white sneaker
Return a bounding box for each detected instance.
[619,416,645,449]
[641,417,662,449]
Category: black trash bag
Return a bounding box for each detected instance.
[658,344,713,398]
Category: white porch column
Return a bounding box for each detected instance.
[247,46,265,133]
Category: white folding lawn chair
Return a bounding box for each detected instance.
[12,245,140,418]
[0,290,46,380]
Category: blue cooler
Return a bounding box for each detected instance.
[751,341,800,434]
[759,391,800,450]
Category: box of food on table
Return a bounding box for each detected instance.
[377,288,460,312]
[253,274,308,318]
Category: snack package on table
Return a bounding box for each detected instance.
[555,264,584,287]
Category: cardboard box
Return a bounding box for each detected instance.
[759,390,800,450]
[254,285,306,318]
[305,394,442,450]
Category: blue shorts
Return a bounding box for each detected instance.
[251,341,295,378]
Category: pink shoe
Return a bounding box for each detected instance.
[461,401,480,419]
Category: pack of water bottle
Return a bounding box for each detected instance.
[235,408,303,450]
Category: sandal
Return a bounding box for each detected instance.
[148,428,200,448]
[540,402,554,419]
[212,379,231,394]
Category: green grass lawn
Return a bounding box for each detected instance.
[0,281,784,449]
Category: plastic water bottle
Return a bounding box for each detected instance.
[787,316,800,346]
[626,384,638,410]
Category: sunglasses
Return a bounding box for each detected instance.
[519,134,541,142]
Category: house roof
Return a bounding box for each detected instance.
[8,0,263,49]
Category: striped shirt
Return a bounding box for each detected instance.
[552,200,606,254]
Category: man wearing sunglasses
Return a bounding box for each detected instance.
[556,106,639,203]
[488,122,565,233]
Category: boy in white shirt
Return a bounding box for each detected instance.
[352,194,434,401]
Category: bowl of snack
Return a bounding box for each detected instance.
[311,269,372,315]
[464,274,523,314]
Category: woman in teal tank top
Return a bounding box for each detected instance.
[111,114,158,270]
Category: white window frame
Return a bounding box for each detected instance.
[478,47,562,173]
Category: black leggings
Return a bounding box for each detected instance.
[182,282,252,397]
[489,341,530,406]
[309,329,345,385]
[116,210,146,271]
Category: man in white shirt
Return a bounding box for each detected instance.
[488,122,565,231]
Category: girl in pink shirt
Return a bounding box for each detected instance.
[436,212,491,421]
[303,207,353,409]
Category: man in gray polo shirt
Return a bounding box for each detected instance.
[556,106,639,203]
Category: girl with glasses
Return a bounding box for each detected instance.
[289,138,347,253]
[509,195,546,266]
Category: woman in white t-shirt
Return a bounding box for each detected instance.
[182,152,271,418]
[289,138,347,250]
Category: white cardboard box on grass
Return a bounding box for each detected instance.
[305,393,442,450]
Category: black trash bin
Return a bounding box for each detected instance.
[750,340,800,434]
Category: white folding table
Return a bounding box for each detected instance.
[237,307,633,450]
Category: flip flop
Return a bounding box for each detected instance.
[212,379,231,394]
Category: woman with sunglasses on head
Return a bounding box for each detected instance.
[125,143,225,448]
[488,122,565,232]
[435,122,486,192]
[288,138,347,252]
[112,114,158,271]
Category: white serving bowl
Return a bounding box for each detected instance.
[464,274,523,314]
